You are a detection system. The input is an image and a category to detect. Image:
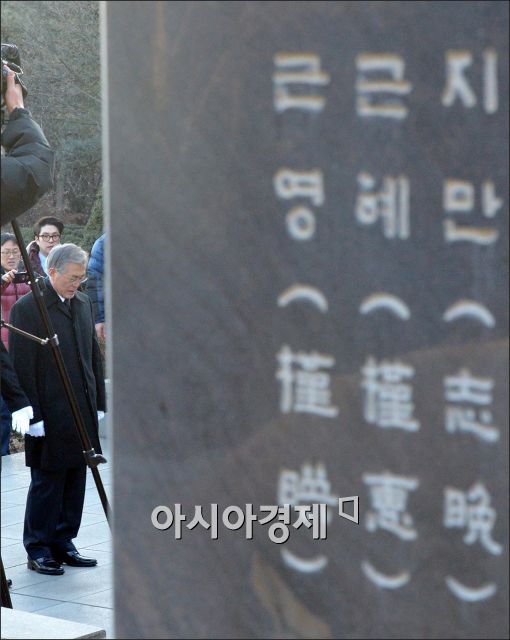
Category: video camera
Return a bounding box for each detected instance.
[1,43,28,123]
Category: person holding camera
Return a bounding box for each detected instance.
[1,62,54,225]
[1,233,31,455]
[1,232,31,349]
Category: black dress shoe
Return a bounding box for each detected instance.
[54,550,97,567]
[27,558,64,575]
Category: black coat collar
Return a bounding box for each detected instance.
[43,277,86,313]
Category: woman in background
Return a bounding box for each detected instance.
[1,232,31,455]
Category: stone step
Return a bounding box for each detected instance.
[0,607,106,639]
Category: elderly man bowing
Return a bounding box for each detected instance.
[9,243,105,576]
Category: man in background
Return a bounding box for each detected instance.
[86,233,106,342]
[25,215,64,276]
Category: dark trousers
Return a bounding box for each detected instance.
[23,465,87,560]
[1,396,11,456]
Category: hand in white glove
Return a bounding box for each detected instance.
[28,420,45,437]
[11,406,34,435]
[97,411,105,421]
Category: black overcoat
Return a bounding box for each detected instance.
[0,342,30,413]
[9,280,105,470]
[1,108,55,225]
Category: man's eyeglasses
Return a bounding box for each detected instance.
[1,249,21,256]
[63,274,88,285]
[37,234,61,241]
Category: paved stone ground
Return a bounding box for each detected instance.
[1,436,113,638]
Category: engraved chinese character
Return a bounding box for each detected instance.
[444,369,499,442]
[277,463,336,573]
[364,472,418,540]
[356,172,410,239]
[356,54,412,119]
[445,368,493,404]
[444,482,502,555]
[278,463,338,508]
[361,357,419,431]
[276,345,338,417]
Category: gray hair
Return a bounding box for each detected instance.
[46,243,88,272]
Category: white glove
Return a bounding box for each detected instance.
[28,420,45,437]
[11,406,33,435]
[97,411,105,421]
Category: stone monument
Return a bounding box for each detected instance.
[104,2,508,637]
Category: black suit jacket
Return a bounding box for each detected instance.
[0,342,30,412]
[9,280,105,470]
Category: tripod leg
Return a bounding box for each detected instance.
[1,555,13,608]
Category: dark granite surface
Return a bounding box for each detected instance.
[105,2,508,637]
